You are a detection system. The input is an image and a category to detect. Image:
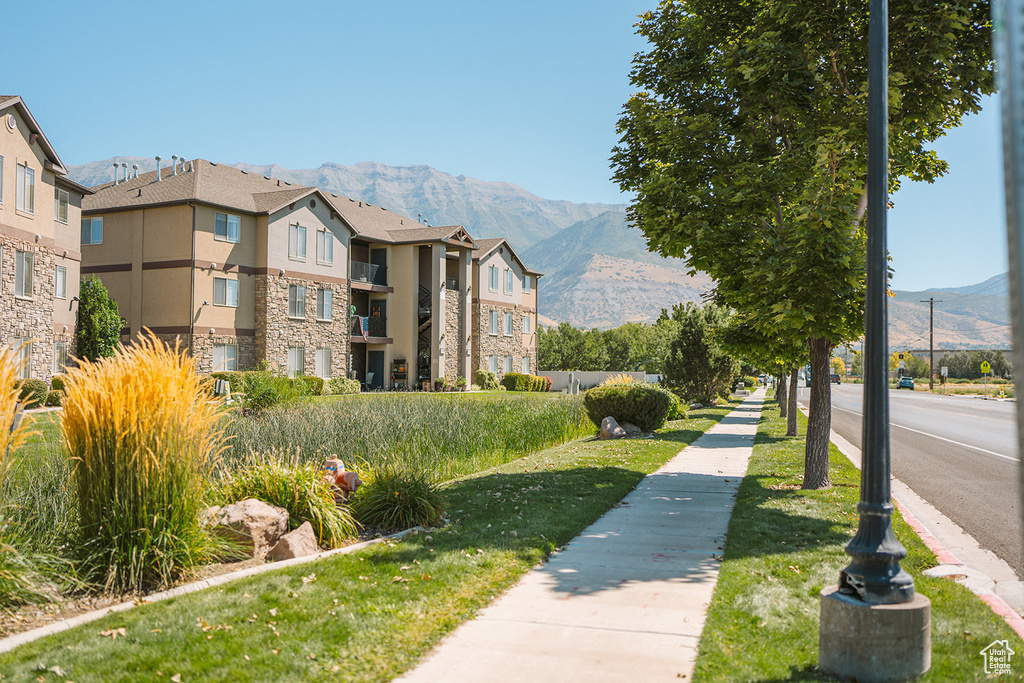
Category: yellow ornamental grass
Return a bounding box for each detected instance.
[63,334,227,593]
[0,343,35,495]
[600,373,638,387]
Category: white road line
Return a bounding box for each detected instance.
[832,405,1020,463]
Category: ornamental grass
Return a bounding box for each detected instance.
[62,335,226,593]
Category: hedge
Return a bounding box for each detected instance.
[328,377,360,395]
[500,372,550,392]
[583,383,673,432]
[15,378,48,409]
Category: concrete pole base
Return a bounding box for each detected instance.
[819,586,931,682]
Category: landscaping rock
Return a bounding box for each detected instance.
[689,402,704,410]
[267,521,320,561]
[600,416,627,440]
[212,499,289,560]
[621,422,642,437]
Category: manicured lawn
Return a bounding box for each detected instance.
[0,404,736,682]
[692,401,1024,681]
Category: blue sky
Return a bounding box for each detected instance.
[5,1,1006,292]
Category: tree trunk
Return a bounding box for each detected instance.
[803,337,833,489]
[787,368,798,437]
[777,372,788,417]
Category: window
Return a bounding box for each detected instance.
[522,356,530,374]
[489,310,499,334]
[213,343,237,371]
[289,224,307,260]
[504,356,513,374]
[488,265,498,291]
[317,288,332,320]
[287,345,305,377]
[316,228,333,264]
[16,164,34,214]
[215,213,240,243]
[12,338,30,379]
[504,312,513,336]
[488,355,498,373]
[315,347,331,379]
[213,277,239,307]
[55,265,67,299]
[54,188,69,224]
[505,269,513,294]
[288,284,306,317]
[523,276,531,294]
[81,217,103,245]
[53,341,67,374]
[14,163,31,213]
[523,315,531,334]
[15,251,32,298]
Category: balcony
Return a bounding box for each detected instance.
[351,261,387,287]
[351,315,389,341]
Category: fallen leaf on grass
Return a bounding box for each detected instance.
[392,576,410,583]
[171,675,182,683]
[421,574,432,581]
[99,628,126,639]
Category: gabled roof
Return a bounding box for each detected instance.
[83,158,478,246]
[0,96,87,190]
[472,237,542,277]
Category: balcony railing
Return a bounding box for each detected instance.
[351,316,387,339]
[351,261,387,286]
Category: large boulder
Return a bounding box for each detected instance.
[267,521,320,561]
[212,498,289,560]
[620,422,642,437]
[600,416,627,440]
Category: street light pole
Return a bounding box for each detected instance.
[837,0,915,605]
[920,298,942,391]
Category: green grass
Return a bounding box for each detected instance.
[0,404,736,681]
[692,401,1024,681]
[223,392,593,483]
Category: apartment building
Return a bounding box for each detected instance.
[0,96,91,379]
[82,160,354,377]
[80,159,491,388]
[472,238,541,379]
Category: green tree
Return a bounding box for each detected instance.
[75,276,124,362]
[662,303,738,404]
[612,1,992,488]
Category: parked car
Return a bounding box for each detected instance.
[830,374,841,384]
[897,376,915,390]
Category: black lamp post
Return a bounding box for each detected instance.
[836,0,915,605]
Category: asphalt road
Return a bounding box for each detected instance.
[800,383,1024,577]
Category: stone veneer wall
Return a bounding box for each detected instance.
[444,293,463,382]
[473,302,527,379]
[254,273,350,377]
[0,237,58,380]
[191,334,258,374]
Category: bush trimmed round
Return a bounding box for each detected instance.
[583,383,673,432]
[15,379,48,409]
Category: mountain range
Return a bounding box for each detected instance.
[67,158,1009,349]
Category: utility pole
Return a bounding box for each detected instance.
[920,297,942,391]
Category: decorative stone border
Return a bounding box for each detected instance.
[0,526,424,655]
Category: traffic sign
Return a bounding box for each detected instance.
[981,361,992,374]
[941,366,948,377]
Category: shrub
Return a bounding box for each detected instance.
[350,467,445,530]
[329,377,360,395]
[216,451,358,547]
[664,390,684,421]
[476,369,500,390]
[49,375,65,392]
[583,383,673,432]
[62,334,225,593]
[15,379,48,409]
[44,390,63,407]
[501,372,549,392]
[601,373,638,386]
[741,375,759,388]
[293,376,325,396]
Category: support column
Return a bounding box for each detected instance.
[459,248,473,382]
[430,243,446,384]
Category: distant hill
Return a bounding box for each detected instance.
[888,276,1010,350]
[67,157,622,250]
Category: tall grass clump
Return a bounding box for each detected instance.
[63,335,226,593]
[223,394,592,483]
[215,450,358,547]
[350,467,444,530]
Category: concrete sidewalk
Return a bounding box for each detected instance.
[400,391,765,682]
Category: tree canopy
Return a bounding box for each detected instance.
[75,276,124,362]
[612,0,993,487]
